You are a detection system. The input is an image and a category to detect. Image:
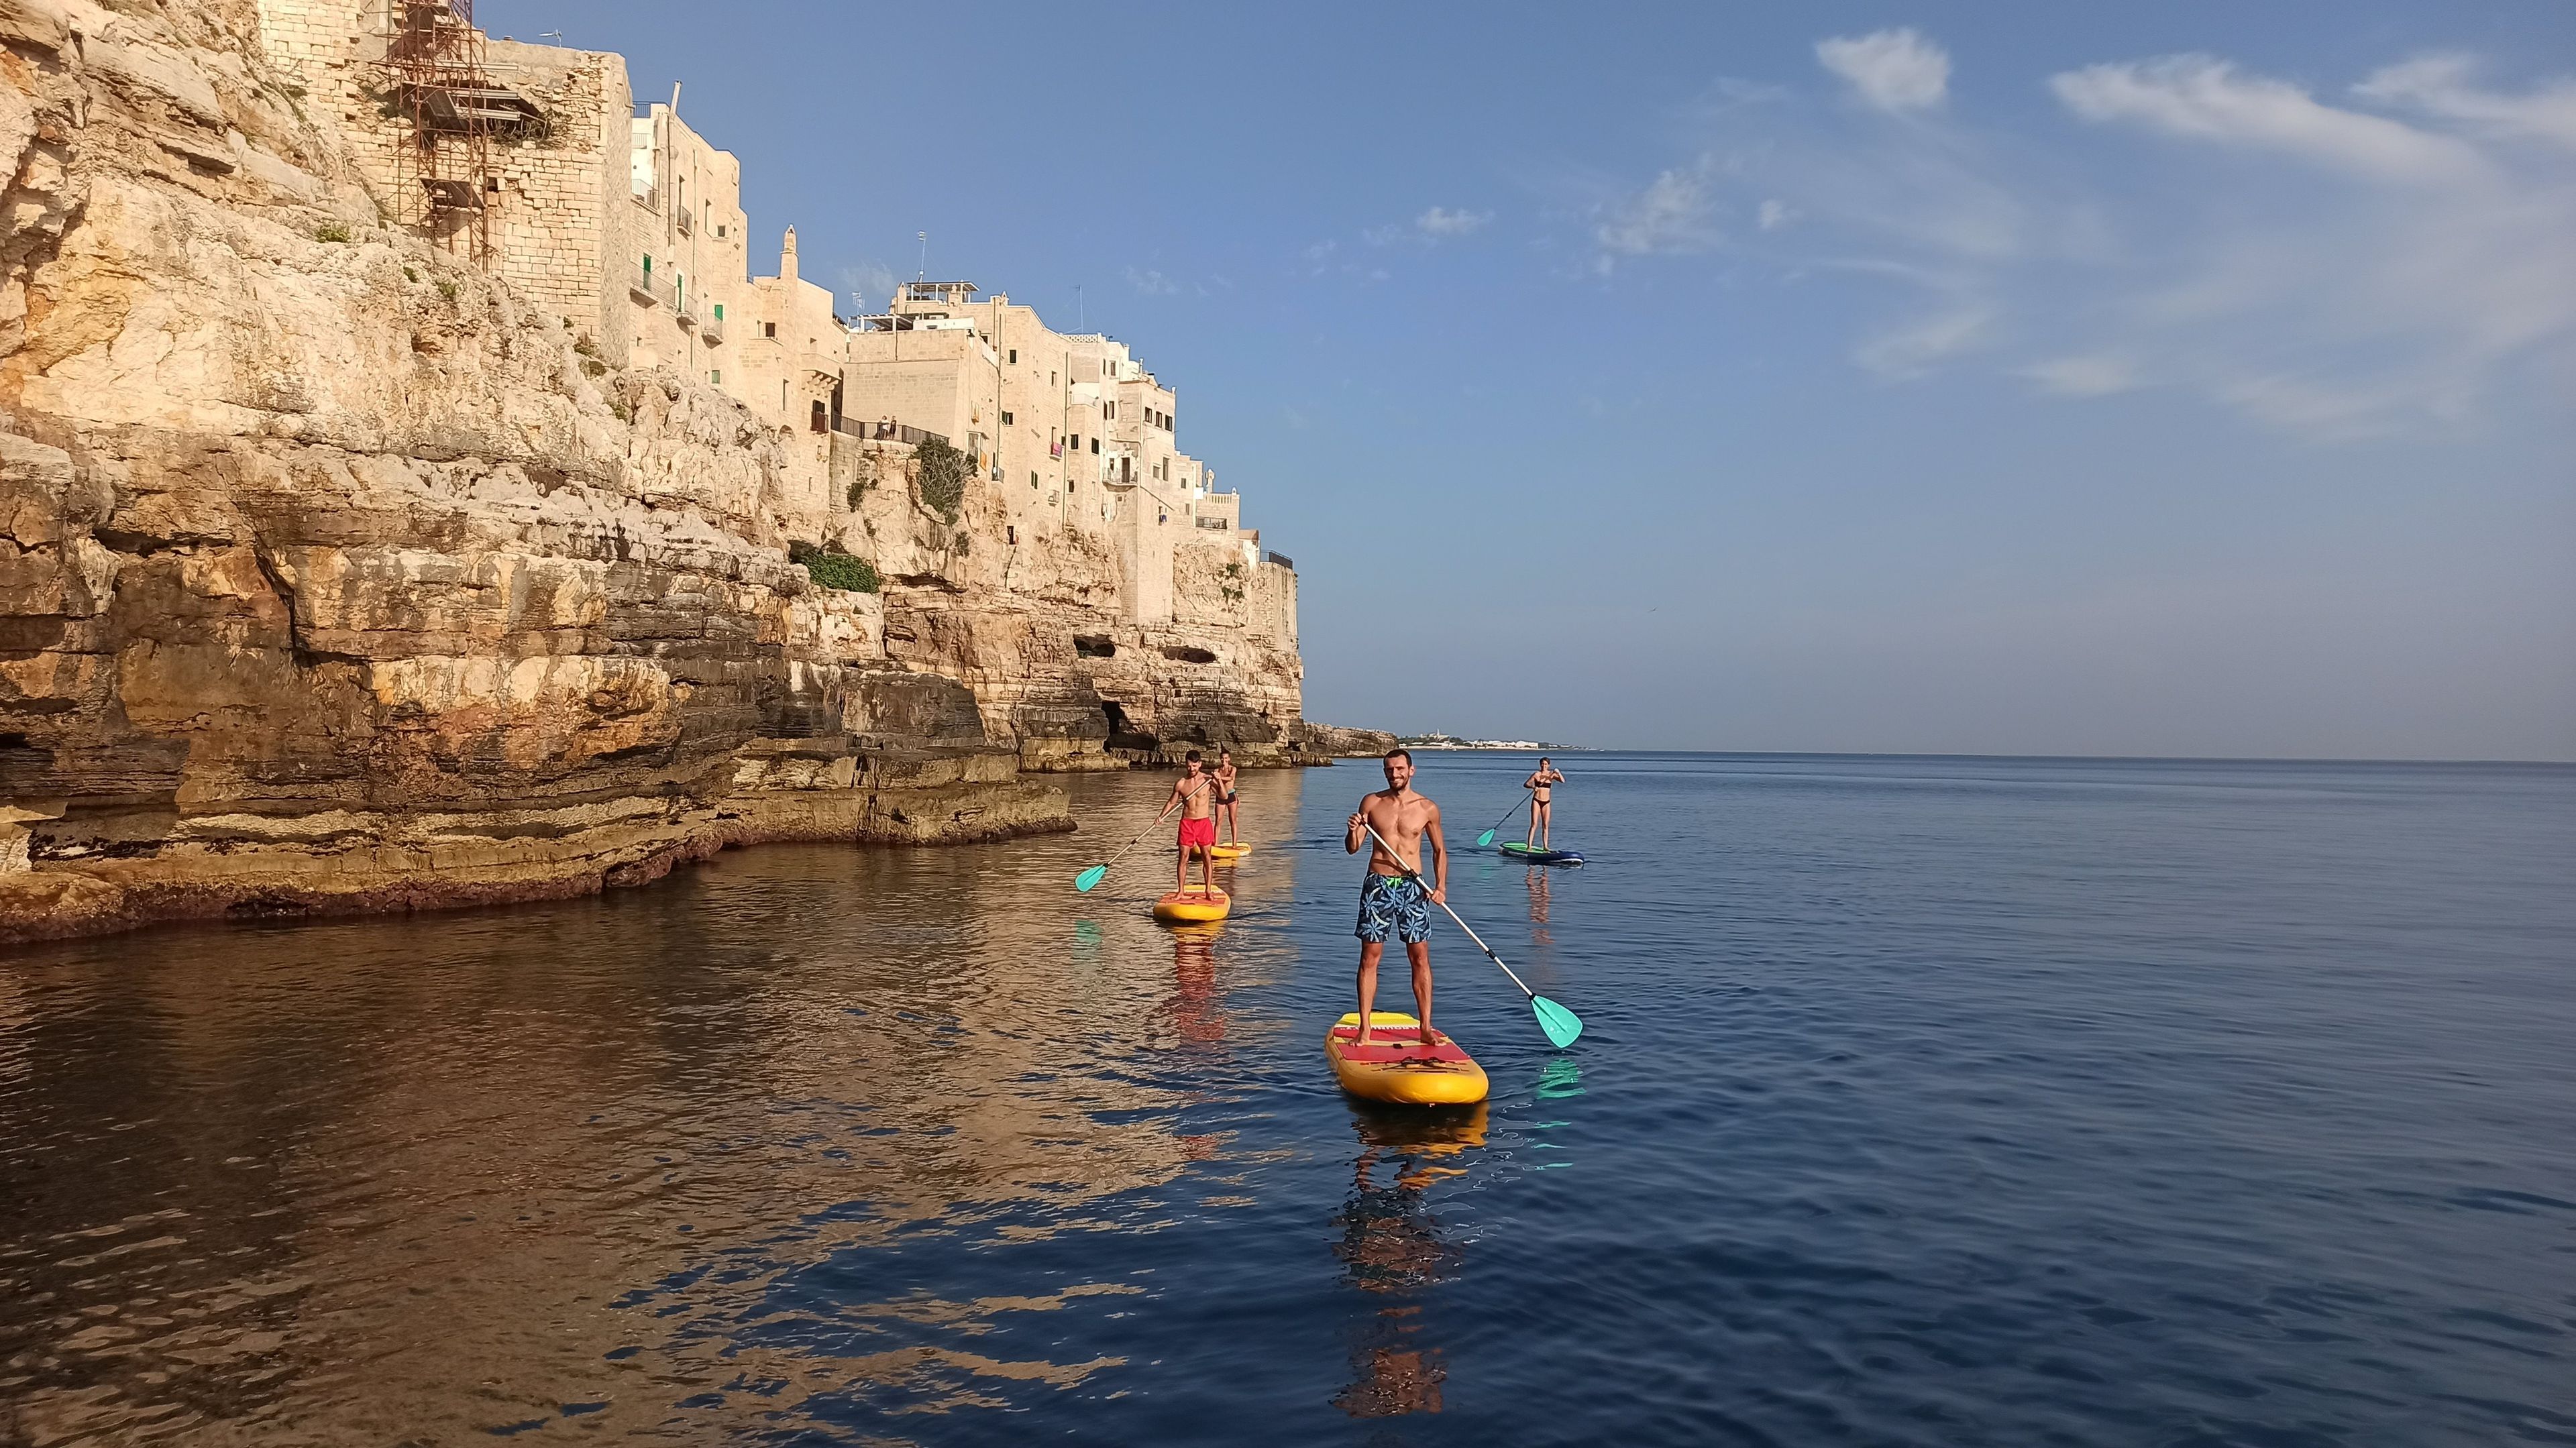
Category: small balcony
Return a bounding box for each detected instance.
[699,311,724,343]
[674,205,692,237]
[1261,551,1294,572]
[831,416,948,447]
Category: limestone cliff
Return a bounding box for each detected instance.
[830,437,1321,771]
[0,0,1071,943]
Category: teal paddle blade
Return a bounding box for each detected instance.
[1073,865,1108,893]
[1476,829,1497,847]
[1531,995,1584,1048]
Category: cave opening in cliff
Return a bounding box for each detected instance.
[1075,636,1117,659]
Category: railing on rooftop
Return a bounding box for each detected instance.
[1195,516,1230,531]
[1262,551,1293,571]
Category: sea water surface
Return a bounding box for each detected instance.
[2,754,2572,1445]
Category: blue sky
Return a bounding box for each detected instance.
[488,1,2575,759]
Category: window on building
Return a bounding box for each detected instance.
[810,400,828,433]
[763,321,776,339]
[1008,349,1018,364]
[710,370,720,384]
[1000,410,1013,426]
[1089,438,1099,454]
[1006,525,1017,545]
[712,302,723,321]
[1029,471,1038,490]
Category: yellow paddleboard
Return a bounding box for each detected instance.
[1152,887,1231,923]
[1325,1012,1489,1105]
[1208,843,1252,860]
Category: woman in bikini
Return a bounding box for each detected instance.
[1523,757,1566,850]
[1214,748,1242,844]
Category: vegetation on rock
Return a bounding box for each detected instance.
[913,436,969,524]
[789,541,881,593]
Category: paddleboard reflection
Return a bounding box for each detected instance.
[1330,1101,1485,1418]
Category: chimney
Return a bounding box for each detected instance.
[782,226,798,284]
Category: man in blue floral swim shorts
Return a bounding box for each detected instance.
[1344,748,1450,1049]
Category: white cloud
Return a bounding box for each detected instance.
[1817,29,1950,113]
[837,262,898,312]
[2023,353,2139,396]
[1596,161,1722,254]
[1579,44,2576,439]
[1417,206,1493,237]
[2051,55,2485,184]
[2354,55,2576,152]
[1855,307,1991,378]
[1125,266,1180,296]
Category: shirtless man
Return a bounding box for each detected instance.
[1523,757,1566,850]
[1344,748,1449,1048]
[1156,751,1220,895]
[1213,748,1242,845]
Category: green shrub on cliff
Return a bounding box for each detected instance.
[914,437,969,524]
[789,541,881,594]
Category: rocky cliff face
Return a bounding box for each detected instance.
[828,439,1325,772]
[0,0,1071,943]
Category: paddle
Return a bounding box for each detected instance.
[1073,822,1155,893]
[1474,789,1534,848]
[1357,819,1584,1048]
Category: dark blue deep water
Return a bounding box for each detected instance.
[2,754,2571,1445]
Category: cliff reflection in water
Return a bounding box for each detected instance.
[0,769,1312,1445]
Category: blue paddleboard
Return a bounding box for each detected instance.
[1497,841,1585,866]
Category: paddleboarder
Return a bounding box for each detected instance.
[1214,747,1242,845]
[1522,757,1566,851]
[1157,751,1221,897]
[1345,748,1450,1049]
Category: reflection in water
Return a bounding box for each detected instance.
[1525,869,1553,945]
[1330,1103,1485,1420]
[1161,924,1228,1048]
[0,770,1314,1445]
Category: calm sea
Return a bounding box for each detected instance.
[3,753,2571,1445]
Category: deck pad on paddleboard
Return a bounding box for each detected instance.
[1497,841,1585,865]
[1326,1011,1489,1105]
[1152,888,1231,923]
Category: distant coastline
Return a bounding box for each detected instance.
[1396,734,1585,752]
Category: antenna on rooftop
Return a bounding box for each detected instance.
[1077,284,1084,331]
[917,231,927,282]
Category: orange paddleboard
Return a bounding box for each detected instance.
[1152,887,1230,923]
[1325,1012,1489,1105]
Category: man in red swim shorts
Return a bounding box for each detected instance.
[1157,750,1221,897]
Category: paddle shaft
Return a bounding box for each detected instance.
[1357,818,1545,1003]
[1476,789,1534,842]
[1087,820,1156,878]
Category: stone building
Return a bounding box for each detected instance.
[239,0,1306,771]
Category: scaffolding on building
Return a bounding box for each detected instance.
[376,0,540,264]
